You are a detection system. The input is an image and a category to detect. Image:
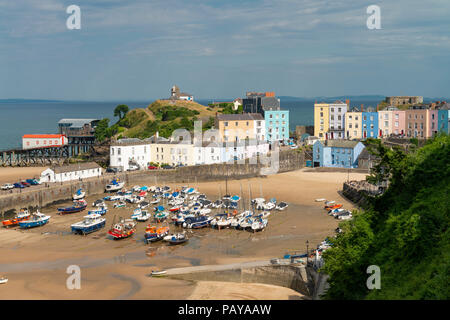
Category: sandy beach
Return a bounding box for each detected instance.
[0,167,45,185]
[0,168,366,299]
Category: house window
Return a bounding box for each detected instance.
[235,122,238,126]
[395,121,399,127]
[118,148,121,155]
[246,121,249,126]
[224,122,228,127]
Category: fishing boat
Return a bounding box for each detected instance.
[113,201,126,209]
[182,215,212,229]
[164,233,188,245]
[88,205,108,216]
[107,218,136,239]
[71,214,106,235]
[19,212,50,229]
[145,225,170,243]
[2,209,30,227]
[105,178,125,192]
[276,202,288,211]
[72,188,85,200]
[0,277,8,284]
[136,211,151,222]
[57,200,87,214]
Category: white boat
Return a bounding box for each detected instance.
[325,200,335,206]
[216,216,232,228]
[71,214,106,235]
[132,185,141,192]
[150,270,167,277]
[0,277,8,284]
[276,202,288,211]
[315,198,326,202]
[105,179,125,192]
[113,201,126,208]
[251,218,268,232]
[73,189,85,200]
[136,210,151,222]
[264,202,275,210]
[150,198,160,204]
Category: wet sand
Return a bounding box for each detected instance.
[0,168,367,299]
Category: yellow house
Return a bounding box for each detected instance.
[215,113,264,142]
[345,112,362,139]
[314,103,329,140]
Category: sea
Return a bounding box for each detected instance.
[0,99,380,151]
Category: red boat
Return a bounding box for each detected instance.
[324,204,343,210]
[2,209,30,227]
[169,207,180,212]
[108,218,136,239]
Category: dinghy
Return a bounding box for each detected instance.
[0,277,8,284]
[150,270,167,277]
[276,202,288,211]
[72,188,85,200]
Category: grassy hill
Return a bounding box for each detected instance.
[115,99,220,139]
[321,134,450,299]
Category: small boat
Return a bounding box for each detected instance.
[88,206,108,216]
[154,211,170,222]
[315,198,326,202]
[325,204,342,210]
[154,205,165,213]
[104,195,122,201]
[182,215,212,229]
[169,206,181,212]
[276,202,288,211]
[19,212,50,229]
[131,185,141,192]
[92,199,106,207]
[71,214,106,235]
[150,198,160,204]
[145,225,170,243]
[108,218,136,239]
[58,200,87,214]
[324,200,335,206]
[0,277,8,284]
[2,209,30,227]
[105,178,125,192]
[113,201,126,209]
[251,218,268,232]
[150,270,167,277]
[132,209,151,222]
[164,233,188,245]
[139,201,150,209]
[231,195,240,202]
[72,188,86,200]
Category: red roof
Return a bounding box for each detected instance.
[22,134,66,139]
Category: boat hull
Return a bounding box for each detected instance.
[2,216,30,227]
[19,218,50,229]
[58,205,87,214]
[71,220,106,235]
[108,229,135,239]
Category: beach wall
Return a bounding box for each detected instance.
[0,150,303,214]
[168,264,312,297]
[342,180,379,208]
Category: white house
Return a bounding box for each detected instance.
[179,92,194,101]
[233,98,243,111]
[22,134,67,150]
[110,139,152,171]
[40,162,102,183]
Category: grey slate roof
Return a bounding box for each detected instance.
[261,97,280,111]
[323,140,361,148]
[51,162,101,174]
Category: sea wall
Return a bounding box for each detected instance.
[0,150,303,214]
[168,264,312,297]
[342,180,379,208]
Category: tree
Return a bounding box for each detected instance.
[94,118,110,142]
[114,104,129,120]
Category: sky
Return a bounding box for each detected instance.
[0,0,449,100]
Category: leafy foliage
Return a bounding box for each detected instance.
[322,134,450,299]
[114,104,129,120]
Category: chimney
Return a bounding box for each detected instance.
[345,99,350,107]
[361,104,364,112]
[155,131,159,138]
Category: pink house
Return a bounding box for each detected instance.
[427,109,439,137]
[391,110,406,136]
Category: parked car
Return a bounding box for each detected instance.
[106,167,121,173]
[26,179,40,185]
[161,165,174,169]
[1,183,14,190]
[20,181,31,187]
[13,183,25,189]
[148,165,158,170]
[127,165,139,171]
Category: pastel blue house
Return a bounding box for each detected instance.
[313,140,366,168]
[362,112,379,139]
[437,104,450,134]
[265,110,290,143]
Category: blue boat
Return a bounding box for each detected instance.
[154,205,164,213]
[183,215,212,229]
[19,212,50,229]
[231,195,240,202]
[71,214,106,235]
[58,200,87,214]
[88,206,108,216]
[140,186,148,191]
